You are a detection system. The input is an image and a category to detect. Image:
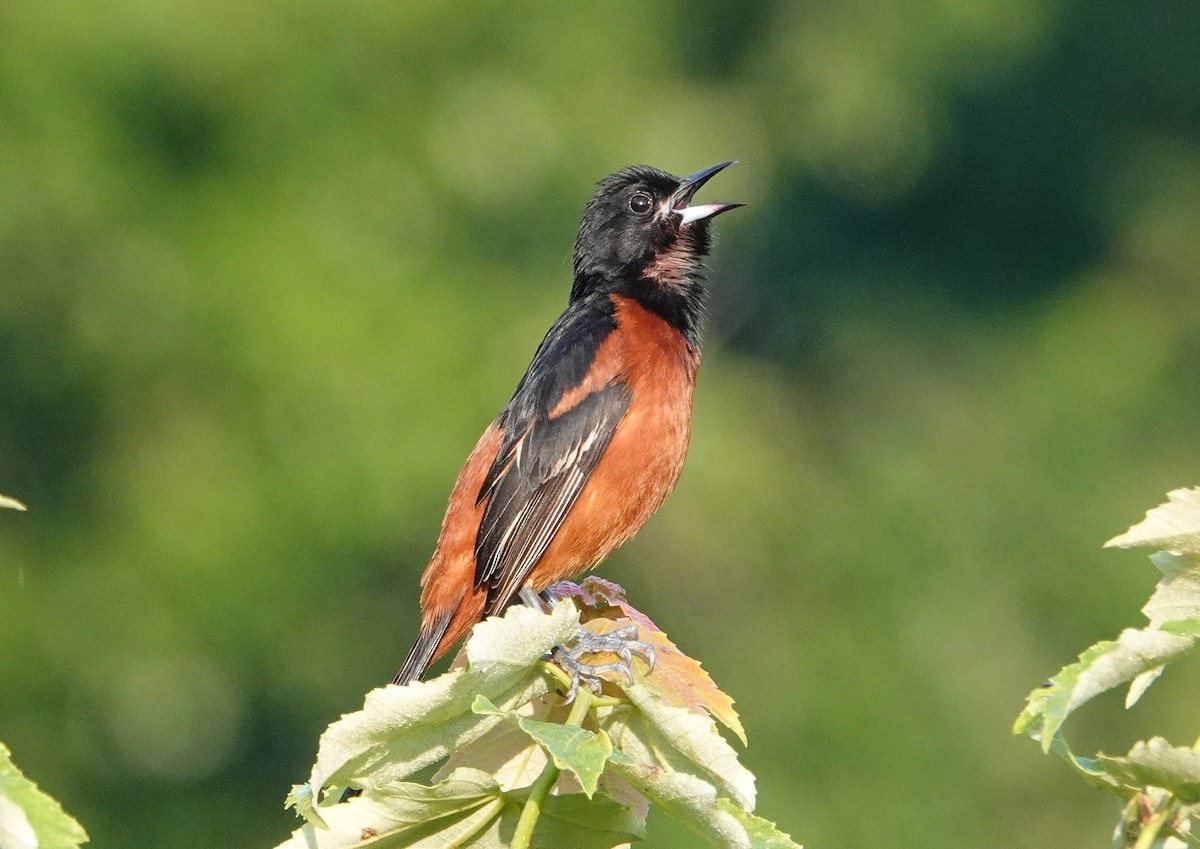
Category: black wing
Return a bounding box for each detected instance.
[473,295,631,614]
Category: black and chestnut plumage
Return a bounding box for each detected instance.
[395,161,743,685]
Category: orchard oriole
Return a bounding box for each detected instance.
[395,161,743,686]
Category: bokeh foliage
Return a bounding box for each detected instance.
[1,1,1198,847]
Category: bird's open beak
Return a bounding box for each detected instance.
[671,161,746,225]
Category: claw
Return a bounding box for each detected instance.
[550,624,656,702]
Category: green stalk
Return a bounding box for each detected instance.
[537,660,625,707]
[509,687,594,849]
[1131,799,1174,849]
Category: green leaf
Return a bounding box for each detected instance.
[1100,737,1200,803]
[1143,551,1200,623]
[439,694,651,825]
[525,793,646,849]
[1014,621,1200,747]
[1105,487,1200,554]
[0,742,88,849]
[275,767,643,849]
[601,683,756,812]
[434,700,554,792]
[716,799,804,849]
[471,696,614,798]
[284,784,316,821]
[1125,665,1165,709]
[514,720,612,800]
[1017,491,1200,744]
[284,595,784,848]
[275,768,506,848]
[1036,731,1136,796]
[609,764,799,849]
[0,494,26,511]
[292,601,579,824]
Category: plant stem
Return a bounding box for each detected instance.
[537,659,624,707]
[1132,798,1174,849]
[509,688,593,849]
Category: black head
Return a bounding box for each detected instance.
[570,163,744,340]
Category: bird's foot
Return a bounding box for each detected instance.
[551,624,657,703]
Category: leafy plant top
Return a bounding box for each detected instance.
[1016,488,1200,848]
[276,578,800,849]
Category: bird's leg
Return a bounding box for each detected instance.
[518,586,548,612]
[517,584,656,701]
[552,624,657,704]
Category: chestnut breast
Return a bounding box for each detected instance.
[530,294,700,585]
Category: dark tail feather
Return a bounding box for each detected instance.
[394,607,454,685]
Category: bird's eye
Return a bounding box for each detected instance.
[629,193,652,215]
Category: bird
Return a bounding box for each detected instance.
[394,161,744,686]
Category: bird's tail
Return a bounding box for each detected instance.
[394,607,454,685]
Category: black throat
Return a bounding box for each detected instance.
[614,273,707,351]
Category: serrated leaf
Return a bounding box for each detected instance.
[1014,622,1200,749]
[275,768,505,848]
[552,578,746,744]
[437,722,647,848]
[1144,552,1200,623]
[525,793,646,849]
[1106,488,1200,554]
[293,602,578,822]
[1035,731,1134,796]
[1101,738,1200,803]
[435,697,555,791]
[444,691,653,823]
[716,799,803,849]
[515,720,611,798]
[600,683,756,812]
[1019,497,1200,737]
[0,495,26,511]
[284,783,316,821]
[0,796,37,849]
[0,742,88,849]
[275,767,643,849]
[1125,665,1165,708]
[609,763,799,849]
[472,695,614,798]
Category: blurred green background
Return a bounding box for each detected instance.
[2,1,1199,846]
